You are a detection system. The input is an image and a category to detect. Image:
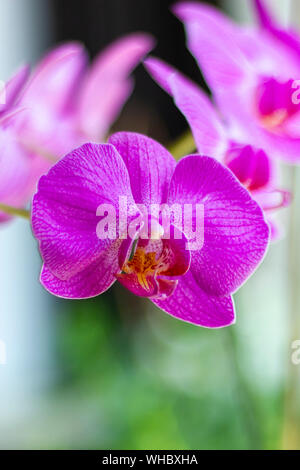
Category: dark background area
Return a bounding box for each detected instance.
[51,0,219,140]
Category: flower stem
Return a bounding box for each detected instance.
[0,203,30,220]
[168,130,195,160]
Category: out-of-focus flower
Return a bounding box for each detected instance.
[144,57,290,239]
[0,66,45,222]
[0,34,153,222]
[32,133,269,328]
[15,34,153,160]
[172,1,300,163]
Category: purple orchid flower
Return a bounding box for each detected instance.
[172,1,300,163]
[31,132,269,328]
[15,34,153,160]
[144,57,290,240]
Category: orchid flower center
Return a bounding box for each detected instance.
[256,77,300,132]
[117,216,191,299]
[122,247,159,291]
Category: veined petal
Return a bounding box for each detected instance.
[78,33,154,140]
[109,132,176,208]
[32,143,138,281]
[40,239,122,299]
[167,155,270,297]
[152,271,235,328]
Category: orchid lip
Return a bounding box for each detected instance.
[116,217,191,299]
[256,77,300,134]
[120,247,162,292]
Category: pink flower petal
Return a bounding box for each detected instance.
[78,33,154,140]
[32,143,138,281]
[169,73,227,159]
[173,2,250,90]
[0,65,30,115]
[253,189,291,212]
[167,154,270,297]
[40,239,122,299]
[226,144,271,191]
[109,132,176,208]
[175,2,300,162]
[144,56,177,95]
[252,0,300,59]
[21,42,87,114]
[152,270,235,328]
[144,57,227,159]
[15,43,88,159]
[0,128,33,222]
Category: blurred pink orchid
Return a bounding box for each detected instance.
[15,34,153,160]
[0,34,153,222]
[145,57,290,239]
[0,66,44,222]
[172,1,300,163]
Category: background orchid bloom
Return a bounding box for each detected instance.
[31,133,269,328]
[144,57,290,240]
[172,1,300,163]
[0,66,45,222]
[0,34,153,223]
[15,34,153,161]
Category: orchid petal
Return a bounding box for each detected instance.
[253,189,291,212]
[78,33,154,140]
[173,2,250,90]
[252,0,300,59]
[0,128,32,222]
[167,154,270,297]
[145,57,227,158]
[0,65,30,115]
[152,270,235,328]
[21,42,87,114]
[144,56,177,95]
[226,144,271,191]
[32,143,138,281]
[109,132,176,208]
[40,239,121,299]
